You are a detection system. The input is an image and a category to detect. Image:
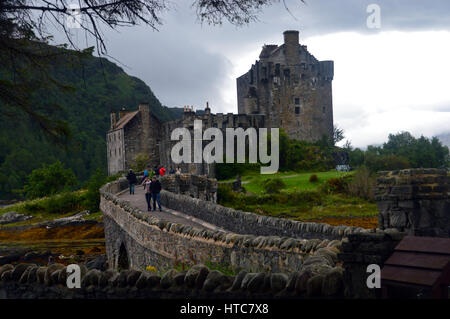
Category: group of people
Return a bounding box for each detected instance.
[125,165,182,212]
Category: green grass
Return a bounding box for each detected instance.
[218,170,378,224]
[236,170,353,194]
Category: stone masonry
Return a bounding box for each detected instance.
[375,168,450,237]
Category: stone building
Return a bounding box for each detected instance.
[107,31,334,175]
[237,30,334,141]
[107,103,161,175]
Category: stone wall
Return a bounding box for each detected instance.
[0,261,345,299]
[159,189,364,240]
[158,110,266,177]
[159,174,218,203]
[375,168,450,237]
[338,229,405,299]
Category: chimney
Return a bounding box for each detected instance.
[110,111,117,129]
[119,107,127,119]
[139,103,149,113]
[205,101,211,115]
[283,30,300,65]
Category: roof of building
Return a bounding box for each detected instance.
[113,110,139,131]
[259,44,279,58]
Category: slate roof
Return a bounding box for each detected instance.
[113,110,139,130]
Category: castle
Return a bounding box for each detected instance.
[107,31,334,176]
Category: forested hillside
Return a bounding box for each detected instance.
[0,45,178,199]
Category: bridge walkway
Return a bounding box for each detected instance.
[117,185,227,232]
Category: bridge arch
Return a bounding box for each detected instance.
[117,242,129,270]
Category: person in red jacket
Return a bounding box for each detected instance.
[159,166,166,176]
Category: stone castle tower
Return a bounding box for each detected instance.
[237,30,334,141]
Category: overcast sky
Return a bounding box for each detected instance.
[61,0,450,148]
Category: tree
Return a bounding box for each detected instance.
[333,125,345,145]
[1,0,303,141]
[83,168,106,213]
[23,161,77,199]
[132,153,150,172]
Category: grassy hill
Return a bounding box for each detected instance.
[0,45,179,199]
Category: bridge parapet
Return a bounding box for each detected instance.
[159,174,217,202]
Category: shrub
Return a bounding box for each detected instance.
[217,184,238,204]
[215,162,259,180]
[320,176,350,194]
[131,153,149,172]
[261,178,286,194]
[309,174,318,183]
[42,191,86,214]
[347,166,376,201]
[24,161,77,199]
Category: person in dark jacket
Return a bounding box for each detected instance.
[126,169,138,194]
[150,176,162,211]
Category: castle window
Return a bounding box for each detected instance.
[295,98,300,105]
[119,148,121,155]
[301,63,307,70]
[115,149,117,156]
[275,64,280,76]
[323,106,326,114]
[295,107,300,115]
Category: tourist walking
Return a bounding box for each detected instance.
[154,165,160,177]
[175,166,181,175]
[159,166,166,176]
[141,176,152,212]
[126,169,137,195]
[169,167,175,174]
[150,176,162,212]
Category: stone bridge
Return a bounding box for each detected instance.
[100,169,449,298]
[100,174,360,273]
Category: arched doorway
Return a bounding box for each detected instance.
[117,243,129,270]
